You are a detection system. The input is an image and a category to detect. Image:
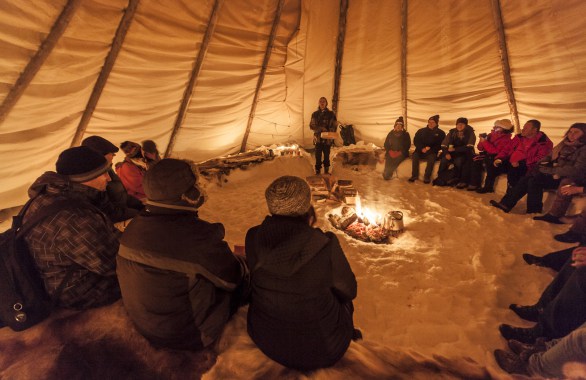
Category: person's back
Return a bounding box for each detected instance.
[246,176,357,371]
[24,147,120,309]
[117,159,247,350]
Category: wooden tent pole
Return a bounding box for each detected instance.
[165,0,224,158]
[332,0,349,115]
[240,0,286,153]
[491,0,520,133]
[0,0,82,125]
[401,0,408,129]
[71,0,140,147]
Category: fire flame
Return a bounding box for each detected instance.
[354,196,383,226]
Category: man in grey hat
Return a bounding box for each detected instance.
[116,158,249,350]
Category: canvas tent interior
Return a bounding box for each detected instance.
[1,0,585,211]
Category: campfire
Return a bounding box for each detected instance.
[327,196,403,244]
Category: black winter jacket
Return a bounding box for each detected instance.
[384,130,411,158]
[245,215,357,371]
[413,126,446,154]
[117,205,245,350]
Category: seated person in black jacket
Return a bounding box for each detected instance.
[117,159,249,350]
[382,116,411,180]
[409,114,445,184]
[245,175,359,371]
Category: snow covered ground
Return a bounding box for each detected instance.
[1,145,578,378]
[198,146,573,373]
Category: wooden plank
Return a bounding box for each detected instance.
[332,0,349,115]
[491,0,520,133]
[401,0,408,130]
[240,0,286,153]
[164,0,224,158]
[70,0,140,147]
[0,0,82,125]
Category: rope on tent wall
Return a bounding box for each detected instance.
[70,0,140,147]
[491,0,520,133]
[240,0,286,153]
[0,0,82,126]
[165,0,224,158]
[332,0,349,115]
[401,0,408,130]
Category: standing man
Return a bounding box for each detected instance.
[409,115,446,183]
[310,97,337,175]
[24,146,121,309]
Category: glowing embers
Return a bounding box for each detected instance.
[327,198,404,244]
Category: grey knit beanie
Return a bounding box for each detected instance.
[265,176,312,216]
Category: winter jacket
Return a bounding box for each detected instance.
[117,205,246,350]
[310,108,337,146]
[538,141,586,180]
[245,215,357,371]
[23,172,121,309]
[116,158,147,200]
[413,126,446,154]
[384,130,411,158]
[477,131,513,156]
[496,132,553,171]
[441,125,476,154]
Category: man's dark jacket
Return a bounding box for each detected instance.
[117,205,245,350]
[245,215,357,371]
[413,126,446,154]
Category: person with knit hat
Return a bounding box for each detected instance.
[116,158,249,350]
[116,140,147,201]
[22,146,121,309]
[245,175,359,371]
[409,115,446,183]
[82,135,144,223]
[434,117,476,188]
[309,97,338,175]
[382,116,411,180]
[469,119,514,192]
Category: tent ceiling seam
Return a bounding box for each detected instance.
[332,0,349,115]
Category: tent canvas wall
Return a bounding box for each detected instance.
[1,0,585,210]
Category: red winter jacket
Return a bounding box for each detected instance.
[496,132,553,171]
[477,131,513,155]
[116,159,146,200]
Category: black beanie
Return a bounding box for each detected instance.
[81,135,119,156]
[56,146,110,183]
[429,115,440,124]
[456,117,469,125]
[395,116,404,126]
[143,159,199,204]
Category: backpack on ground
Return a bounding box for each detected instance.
[339,124,356,146]
[0,199,84,331]
[433,167,457,187]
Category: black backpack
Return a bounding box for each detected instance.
[0,199,83,331]
[339,124,356,146]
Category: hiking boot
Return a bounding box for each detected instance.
[490,200,511,213]
[554,230,583,244]
[456,182,467,189]
[509,304,540,322]
[499,324,541,344]
[522,253,546,267]
[315,168,321,175]
[476,187,494,194]
[423,178,431,184]
[533,213,563,224]
[494,349,529,375]
[508,338,547,361]
[466,185,479,191]
[408,177,417,183]
[324,167,330,175]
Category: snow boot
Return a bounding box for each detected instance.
[493,349,529,375]
[509,304,540,322]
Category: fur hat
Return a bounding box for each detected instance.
[394,116,404,126]
[56,146,110,183]
[429,115,440,124]
[494,119,513,131]
[456,117,469,125]
[81,136,119,156]
[120,141,141,157]
[265,176,312,217]
[143,159,200,205]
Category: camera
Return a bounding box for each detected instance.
[479,133,488,138]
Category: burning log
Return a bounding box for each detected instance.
[327,204,404,244]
